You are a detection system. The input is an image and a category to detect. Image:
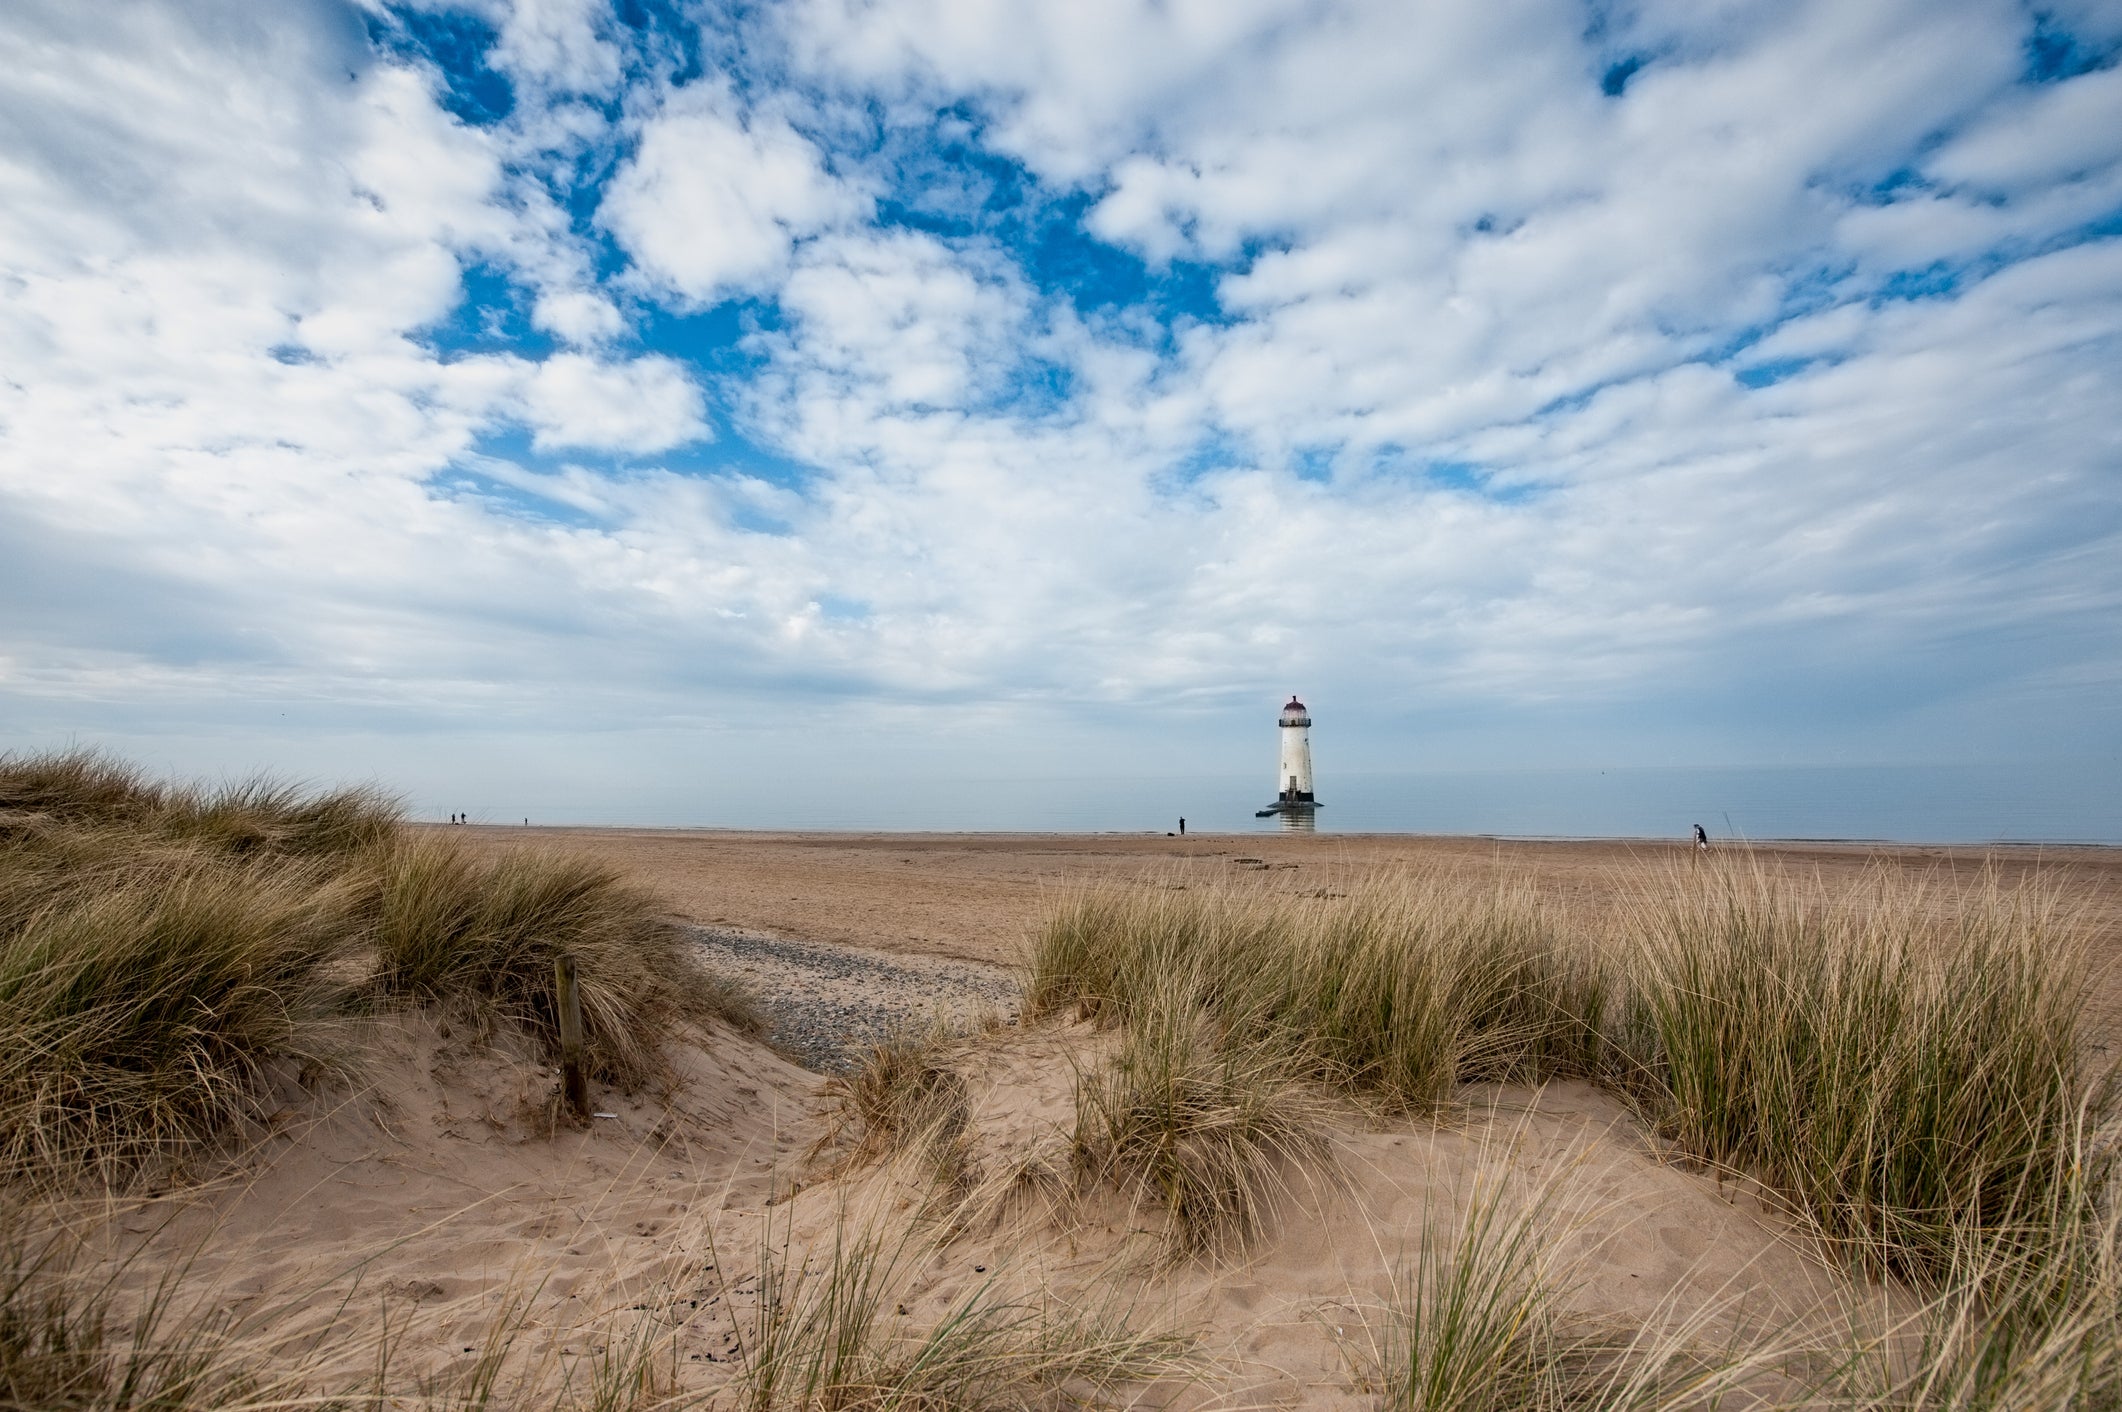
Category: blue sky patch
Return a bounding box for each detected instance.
[1600,54,1649,96]
[2023,12,2120,83]
[1735,357,1815,389]
[368,6,513,124]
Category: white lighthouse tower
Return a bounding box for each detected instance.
[1257,695,1319,817]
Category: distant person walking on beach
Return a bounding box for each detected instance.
[1179,817,1186,836]
[1694,823,1709,851]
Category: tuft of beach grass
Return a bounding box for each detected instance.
[364,832,760,1091]
[1028,856,2118,1329]
[1068,965,1337,1260]
[0,747,757,1185]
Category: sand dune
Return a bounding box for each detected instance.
[42,827,2115,1405]
[79,964,1900,1405]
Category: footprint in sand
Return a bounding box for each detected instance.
[385,1278,447,1302]
[1658,1224,1707,1260]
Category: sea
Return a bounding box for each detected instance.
[570,761,2120,845]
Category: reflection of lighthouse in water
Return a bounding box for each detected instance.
[1256,696,1320,827]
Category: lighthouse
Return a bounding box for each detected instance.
[1256,695,1320,817]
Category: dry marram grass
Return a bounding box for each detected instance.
[1029,857,2122,1404]
[0,747,755,1182]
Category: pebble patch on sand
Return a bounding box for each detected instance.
[684,925,1021,1072]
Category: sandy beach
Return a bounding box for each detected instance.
[455,826,2122,1041]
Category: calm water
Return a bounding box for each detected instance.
[550,762,2120,845]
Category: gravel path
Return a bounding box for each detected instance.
[685,925,1022,1072]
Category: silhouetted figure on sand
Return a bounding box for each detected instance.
[1694,823,1710,851]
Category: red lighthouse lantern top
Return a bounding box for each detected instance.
[1280,696,1311,726]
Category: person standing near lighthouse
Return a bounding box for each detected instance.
[1278,696,1316,808]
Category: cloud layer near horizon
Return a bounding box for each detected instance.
[2,0,2119,800]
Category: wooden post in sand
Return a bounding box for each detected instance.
[554,954,589,1119]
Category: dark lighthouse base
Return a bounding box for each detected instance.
[1254,793,1320,818]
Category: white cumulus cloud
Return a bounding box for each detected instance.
[600,83,865,305]
[521,352,708,453]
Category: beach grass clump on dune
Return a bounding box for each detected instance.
[365,833,758,1089]
[1070,973,1335,1259]
[1030,873,1600,1112]
[1032,859,2112,1292]
[0,746,399,862]
[811,1025,971,1175]
[1794,1097,2122,1409]
[0,748,413,1183]
[164,777,402,861]
[0,749,178,833]
[1617,860,2107,1282]
[0,748,753,1183]
[1030,878,1599,1251]
[1855,1183,2122,1409]
[0,848,357,1182]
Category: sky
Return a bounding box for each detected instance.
[2,0,2120,823]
